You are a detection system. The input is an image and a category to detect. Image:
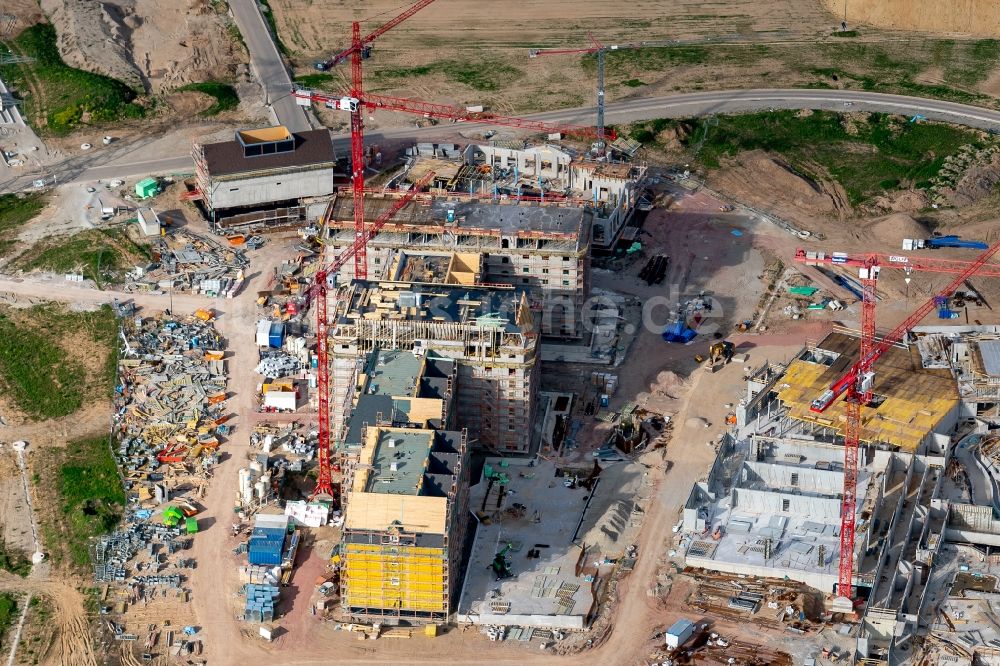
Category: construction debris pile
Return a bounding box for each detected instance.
[114,312,228,505]
[124,229,249,297]
[92,516,188,583]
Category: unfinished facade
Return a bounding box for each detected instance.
[684,327,1000,664]
[192,126,339,232]
[324,193,590,339]
[341,425,470,623]
[463,142,647,250]
[329,278,540,455]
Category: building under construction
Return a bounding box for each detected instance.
[192,126,340,232]
[324,190,591,339]
[683,327,1000,664]
[341,425,470,623]
[329,275,540,455]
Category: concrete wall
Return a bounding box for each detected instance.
[731,488,841,521]
[455,611,585,630]
[472,144,572,182]
[742,461,843,495]
[208,165,335,211]
[684,554,837,594]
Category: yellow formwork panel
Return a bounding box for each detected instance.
[776,356,957,452]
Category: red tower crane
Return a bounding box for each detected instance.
[308,171,434,500]
[295,0,603,500]
[794,241,1000,599]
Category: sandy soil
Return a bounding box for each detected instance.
[270,0,837,118]
[39,0,246,94]
[0,1,44,37]
[708,149,853,225]
[821,0,1000,37]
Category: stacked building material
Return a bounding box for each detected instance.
[113,313,228,502]
[125,229,249,296]
[243,584,280,622]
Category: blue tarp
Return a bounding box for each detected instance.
[662,320,697,343]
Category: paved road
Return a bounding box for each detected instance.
[228,0,313,133]
[7,88,1000,190]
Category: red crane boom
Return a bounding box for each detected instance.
[321,0,437,69]
[295,89,609,141]
[802,238,1000,599]
[794,249,1000,277]
[309,171,435,500]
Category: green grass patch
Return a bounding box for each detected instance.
[0,24,144,135]
[257,0,289,55]
[635,110,981,206]
[372,59,524,92]
[45,437,125,568]
[14,228,150,287]
[294,72,335,88]
[0,192,45,258]
[177,81,239,116]
[0,539,31,577]
[831,30,859,37]
[0,303,119,419]
[0,593,16,644]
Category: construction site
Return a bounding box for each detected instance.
[7,0,1000,664]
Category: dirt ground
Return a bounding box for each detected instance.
[271,0,839,118]
[38,0,247,94]
[822,0,1000,37]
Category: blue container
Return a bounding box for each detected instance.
[268,321,285,349]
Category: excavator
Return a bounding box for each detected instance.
[697,340,735,367]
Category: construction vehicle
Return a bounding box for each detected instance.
[708,340,735,366]
[903,235,988,251]
[798,238,1000,600]
[491,543,514,580]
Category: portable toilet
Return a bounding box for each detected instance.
[185,517,199,534]
[135,177,159,199]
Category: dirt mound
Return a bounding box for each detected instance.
[944,155,1000,207]
[821,0,1000,37]
[0,1,45,37]
[871,213,929,245]
[867,189,931,215]
[708,150,852,225]
[40,0,245,93]
[165,90,214,117]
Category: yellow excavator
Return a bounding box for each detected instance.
[707,340,735,366]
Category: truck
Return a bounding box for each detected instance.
[903,235,988,251]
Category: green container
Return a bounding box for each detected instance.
[135,177,159,199]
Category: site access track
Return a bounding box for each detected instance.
[0,252,712,665]
[6,88,1000,193]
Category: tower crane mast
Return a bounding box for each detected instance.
[803,239,1000,599]
[308,171,434,500]
[296,0,601,502]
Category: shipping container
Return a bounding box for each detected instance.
[268,321,285,349]
[665,618,695,649]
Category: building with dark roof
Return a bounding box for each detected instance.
[192,126,341,232]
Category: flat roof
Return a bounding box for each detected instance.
[237,126,292,144]
[328,196,588,238]
[980,340,1000,376]
[200,128,335,177]
[345,426,465,534]
[777,332,958,451]
[338,281,533,335]
[366,349,423,398]
[363,429,434,496]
